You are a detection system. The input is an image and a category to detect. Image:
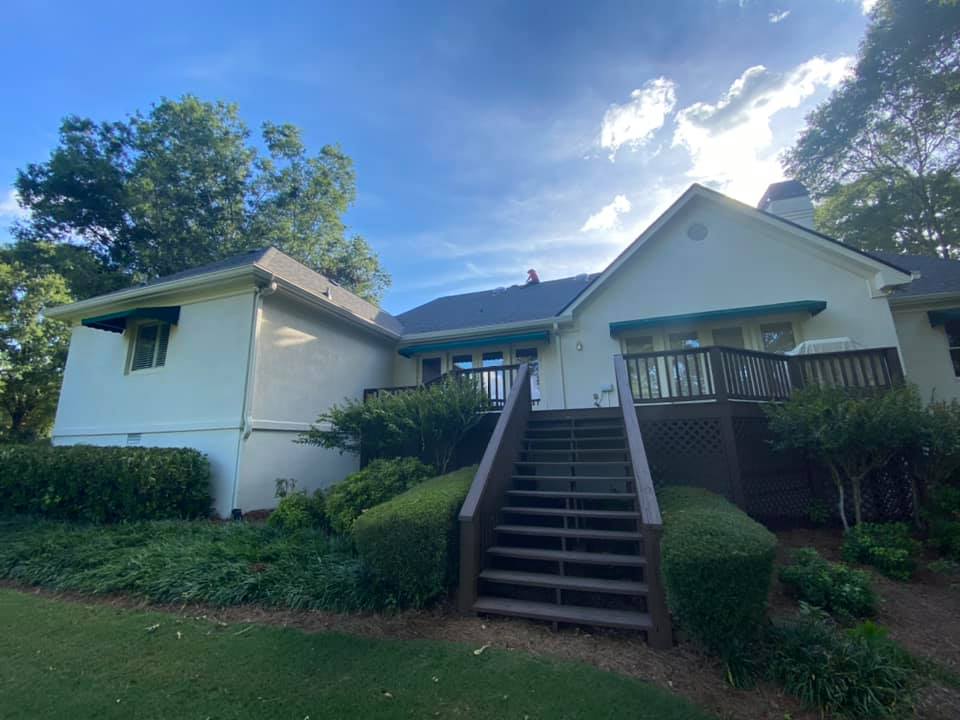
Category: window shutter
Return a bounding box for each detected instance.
[131,325,159,371]
[155,323,171,367]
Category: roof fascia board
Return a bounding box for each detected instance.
[888,291,960,308]
[45,266,258,321]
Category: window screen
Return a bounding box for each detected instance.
[760,322,796,354]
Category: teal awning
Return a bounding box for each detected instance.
[928,308,960,327]
[399,330,550,357]
[609,300,827,336]
[81,306,181,334]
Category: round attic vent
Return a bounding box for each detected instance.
[687,222,708,242]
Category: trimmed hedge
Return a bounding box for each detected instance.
[353,465,476,608]
[0,444,211,522]
[659,486,777,658]
[325,457,433,534]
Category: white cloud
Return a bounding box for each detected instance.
[581,194,632,232]
[0,188,28,221]
[600,78,676,160]
[861,0,878,14]
[672,56,854,203]
[768,10,791,23]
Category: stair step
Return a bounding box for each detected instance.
[473,596,652,630]
[506,490,633,500]
[521,448,629,455]
[524,439,626,446]
[479,570,648,595]
[515,460,631,466]
[527,423,624,431]
[503,506,640,519]
[495,524,642,540]
[487,546,646,566]
[512,475,633,482]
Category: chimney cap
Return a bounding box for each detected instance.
[757,179,809,209]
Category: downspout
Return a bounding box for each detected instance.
[554,321,568,409]
[230,277,277,514]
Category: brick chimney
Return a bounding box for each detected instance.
[757,180,815,229]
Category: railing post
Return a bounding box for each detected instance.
[787,355,803,392]
[642,525,673,649]
[709,347,728,402]
[885,347,905,385]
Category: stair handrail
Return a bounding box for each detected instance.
[458,362,532,613]
[613,354,673,648]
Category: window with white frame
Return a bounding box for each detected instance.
[129,322,171,372]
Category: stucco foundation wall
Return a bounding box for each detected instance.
[235,431,358,511]
[54,429,242,518]
[51,291,257,517]
[892,305,960,403]
[236,293,395,510]
[556,197,903,408]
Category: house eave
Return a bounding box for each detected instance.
[44,266,258,322]
[397,317,563,344]
[887,291,960,308]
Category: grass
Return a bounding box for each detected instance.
[0,589,713,720]
[0,518,378,611]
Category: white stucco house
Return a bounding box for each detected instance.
[46,181,960,517]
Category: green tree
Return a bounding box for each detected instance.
[765,385,925,529]
[14,95,389,301]
[784,0,960,258]
[0,262,73,441]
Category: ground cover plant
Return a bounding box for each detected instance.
[0,589,714,720]
[842,522,921,581]
[779,547,876,621]
[0,518,377,612]
[767,610,918,719]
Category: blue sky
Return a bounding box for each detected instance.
[0,0,875,313]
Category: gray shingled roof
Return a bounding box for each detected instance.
[869,251,960,298]
[396,274,599,334]
[58,246,403,336]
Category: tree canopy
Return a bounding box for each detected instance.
[12,96,389,302]
[784,0,960,258]
[0,261,72,441]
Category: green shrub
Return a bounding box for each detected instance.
[779,548,876,621]
[923,484,960,560]
[768,612,917,719]
[0,444,211,522]
[0,518,378,612]
[842,522,920,580]
[300,374,490,473]
[325,457,433,534]
[658,486,777,661]
[269,491,328,532]
[353,465,475,608]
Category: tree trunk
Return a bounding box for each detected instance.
[851,477,863,526]
[830,465,849,531]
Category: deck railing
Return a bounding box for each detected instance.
[364,363,526,410]
[623,346,903,404]
[613,354,672,649]
[458,363,532,613]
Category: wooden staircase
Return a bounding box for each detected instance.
[458,361,672,648]
[471,412,656,632]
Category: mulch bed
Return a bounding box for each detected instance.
[4,525,959,720]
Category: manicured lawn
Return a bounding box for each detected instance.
[0,589,713,720]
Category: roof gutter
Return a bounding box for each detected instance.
[45,266,256,321]
[398,316,567,344]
